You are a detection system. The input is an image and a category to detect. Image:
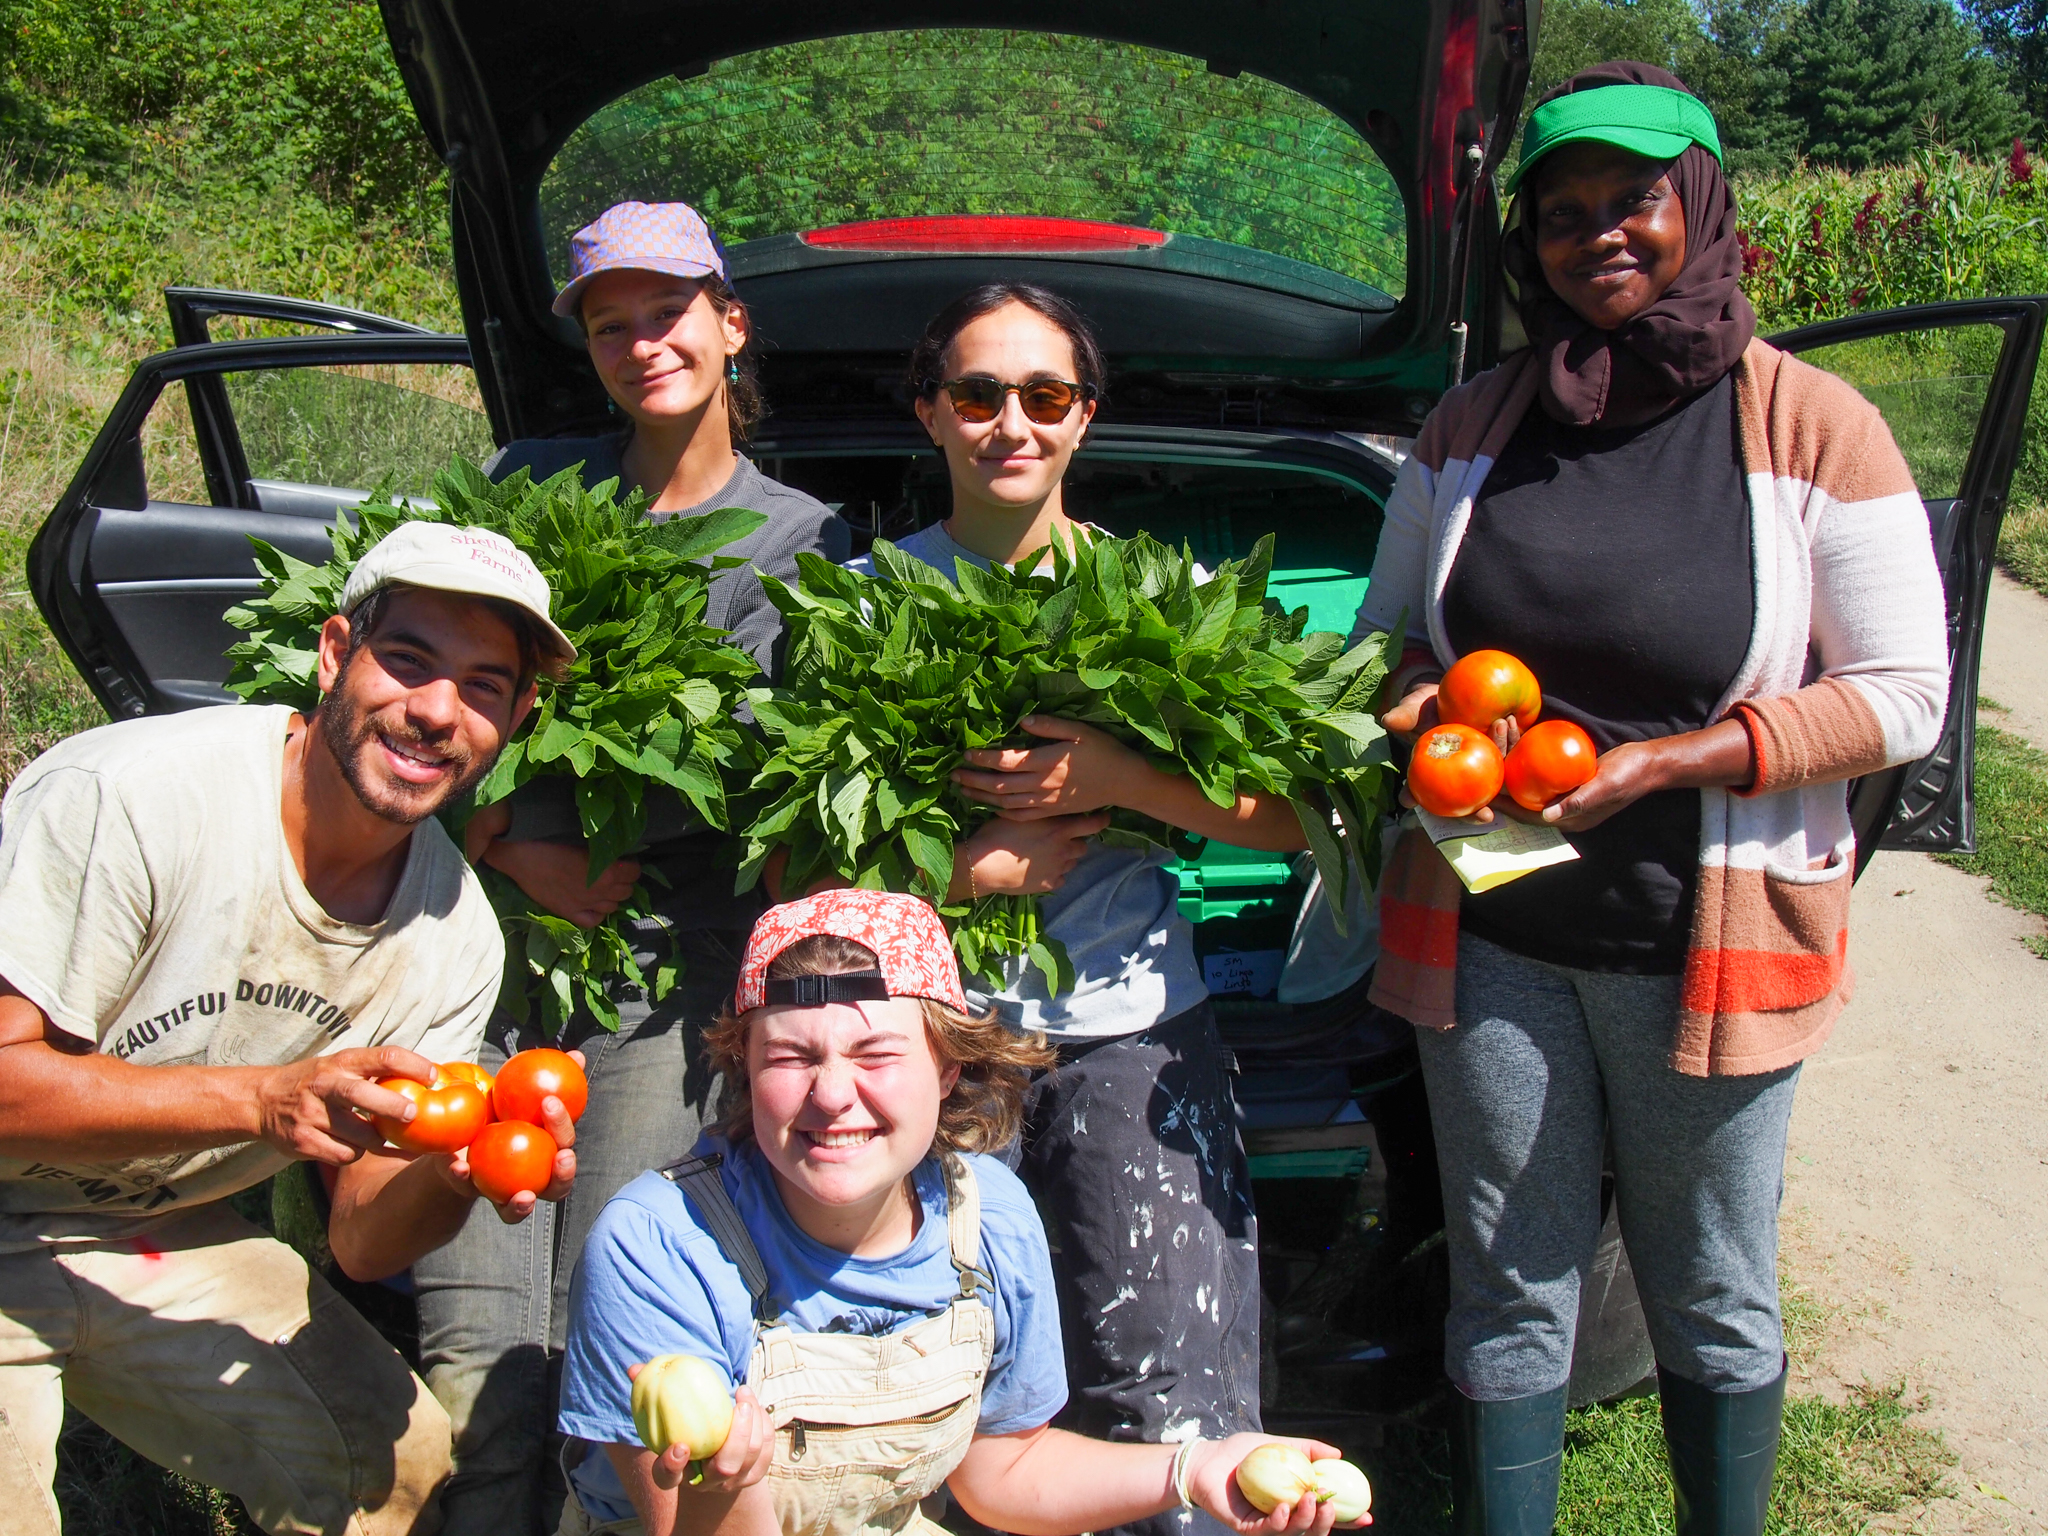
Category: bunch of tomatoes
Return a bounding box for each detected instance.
[371,1048,589,1203]
[1406,650,1600,820]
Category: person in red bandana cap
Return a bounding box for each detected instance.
[551,889,1366,1536]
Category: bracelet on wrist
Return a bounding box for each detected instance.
[1171,1436,1206,1510]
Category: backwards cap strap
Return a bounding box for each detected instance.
[762,973,892,1007]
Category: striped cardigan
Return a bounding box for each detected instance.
[1354,337,1949,1076]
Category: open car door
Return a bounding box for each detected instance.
[29,290,485,718]
[1770,297,2047,858]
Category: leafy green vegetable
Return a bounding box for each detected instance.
[223,458,767,1034]
[739,528,1402,994]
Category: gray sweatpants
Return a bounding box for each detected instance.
[1416,932,1799,1400]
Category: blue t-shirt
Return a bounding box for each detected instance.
[558,1135,1067,1522]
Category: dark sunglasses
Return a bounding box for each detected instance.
[939,375,1093,425]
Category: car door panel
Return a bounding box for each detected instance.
[31,328,476,720]
[80,501,344,711]
[1770,298,2047,857]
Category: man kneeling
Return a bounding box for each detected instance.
[0,524,581,1535]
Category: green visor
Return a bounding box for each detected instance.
[1506,84,1722,194]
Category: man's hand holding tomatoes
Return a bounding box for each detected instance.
[433,1075,580,1222]
[436,1097,581,1228]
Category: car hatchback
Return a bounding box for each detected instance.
[29,0,2045,1432]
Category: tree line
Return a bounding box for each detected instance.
[1532,0,2046,172]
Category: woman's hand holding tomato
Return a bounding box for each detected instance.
[626,1373,775,1496]
[1384,650,1754,829]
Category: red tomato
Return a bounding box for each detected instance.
[1407,723,1506,820]
[440,1060,495,1095]
[1437,650,1542,732]
[493,1048,588,1126]
[468,1120,559,1204]
[1504,720,1600,811]
[372,1069,494,1155]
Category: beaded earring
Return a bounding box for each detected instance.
[727,357,740,385]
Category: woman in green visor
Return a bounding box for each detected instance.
[1353,62,1949,1536]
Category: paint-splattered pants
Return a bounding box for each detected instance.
[1018,1000,1261,1536]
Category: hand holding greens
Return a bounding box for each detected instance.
[223,458,766,1034]
[740,529,1401,994]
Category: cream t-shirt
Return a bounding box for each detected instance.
[0,704,503,1249]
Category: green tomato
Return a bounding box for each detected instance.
[630,1354,735,1473]
[1311,1458,1374,1523]
[1233,1444,1315,1513]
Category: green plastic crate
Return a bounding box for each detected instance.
[1246,1148,1373,1181]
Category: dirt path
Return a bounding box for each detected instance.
[1981,570,2048,746]
[1782,573,2048,1533]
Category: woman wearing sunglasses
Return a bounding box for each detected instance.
[415,200,851,1536]
[847,282,1306,1536]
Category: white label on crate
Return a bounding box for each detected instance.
[1202,949,1285,998]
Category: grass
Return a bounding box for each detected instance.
[0,150,462,788]
[1345,1257,1960,1535]
[1940,720,2048,958]
[1553,1384,1956,1536]
[2001,500,2048,597]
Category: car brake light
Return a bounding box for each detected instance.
[800,216,1167,253]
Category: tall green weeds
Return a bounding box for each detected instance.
[1735,143,2048,576]
[1735,144,2048,329]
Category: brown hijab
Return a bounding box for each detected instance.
[1503,61,1756,428]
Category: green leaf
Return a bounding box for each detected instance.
[640,505,768,562]
[1290,792,1352,937]
[900,818,956,902]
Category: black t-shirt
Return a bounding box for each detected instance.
[1442,373,1753,973]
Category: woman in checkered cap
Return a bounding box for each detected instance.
[418,201,851,1533]
[552,889,1365,1536]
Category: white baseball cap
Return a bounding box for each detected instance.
[342,522,577,664]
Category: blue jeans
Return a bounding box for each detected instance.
[411,926,740,1536]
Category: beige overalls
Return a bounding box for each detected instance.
[557,1152,996,1536]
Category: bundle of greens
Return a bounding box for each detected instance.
[224,458,766,1034]
[740,529,1401,993]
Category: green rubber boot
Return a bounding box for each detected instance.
[1449,1385,1568,1535]
[1658,1360,1788,1536]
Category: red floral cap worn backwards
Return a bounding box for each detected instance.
[735,889,968,1015]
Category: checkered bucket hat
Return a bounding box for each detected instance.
[552,200,730,318]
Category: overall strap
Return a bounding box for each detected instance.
[658,1152,777,1323]
[938,1153,992,1304]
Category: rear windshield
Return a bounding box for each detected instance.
[540,29,1405,298]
